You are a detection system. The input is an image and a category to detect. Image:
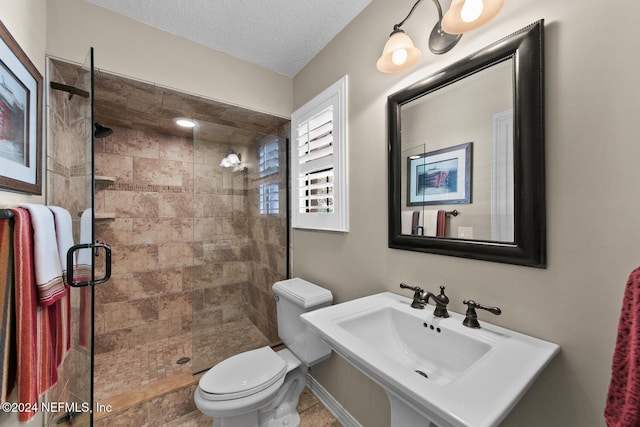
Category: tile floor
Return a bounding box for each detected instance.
[93,318,340,426]
[94,318,270,400]
[298,387,341,427]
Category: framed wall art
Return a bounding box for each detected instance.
[407,142,472,206]
[0,19,42,194]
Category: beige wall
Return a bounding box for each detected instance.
[46,0,293,119]
[292,0,640,426]
[0,1,47,425]
[0,0,46,71]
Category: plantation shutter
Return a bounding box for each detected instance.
[291,76,348,232]
[296,106,335,214]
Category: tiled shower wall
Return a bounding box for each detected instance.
[93,126,195,354]
[247,132,289,343]
[93,124,288,359]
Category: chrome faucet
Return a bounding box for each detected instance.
[399,283,450,317]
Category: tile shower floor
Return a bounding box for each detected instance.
[94,318,340,426]
[94,318,270,400]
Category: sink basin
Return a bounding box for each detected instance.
[335,301,494,386]
[301,292,559,427]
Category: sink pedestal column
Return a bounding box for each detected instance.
[387,393,441,427]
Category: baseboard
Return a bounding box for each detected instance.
[306,373,362,427]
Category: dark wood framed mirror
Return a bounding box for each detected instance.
[388,20,545,267]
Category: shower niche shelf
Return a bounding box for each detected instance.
[95,175,116,185]
[95,212,116,220]
[76,212,116,220]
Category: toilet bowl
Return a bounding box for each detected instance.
[194,278,333,427]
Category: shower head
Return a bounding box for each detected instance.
[94,123,113,138]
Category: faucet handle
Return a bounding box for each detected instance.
[462,300,502,328]
[400,283,422,293]
[399,283,425,309]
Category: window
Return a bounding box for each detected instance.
[258,139,279,177]
[259,183,279,215]
[257,139,280,214]
[290,76,348,232]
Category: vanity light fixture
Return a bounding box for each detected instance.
[376,0,504,73]
[174,117,196,128]
[442,0,504,34]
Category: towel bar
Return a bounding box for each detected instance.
[0,209,14,220]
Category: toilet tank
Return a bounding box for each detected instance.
[272,278,333,366]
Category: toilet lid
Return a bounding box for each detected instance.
[199,346,287,400]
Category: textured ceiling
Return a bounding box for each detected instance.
[86,0,372,77]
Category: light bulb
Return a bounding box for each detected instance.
[461,0,484,22]
[391,48,408,66]
[227,153,240,165]
[174,118,196,128]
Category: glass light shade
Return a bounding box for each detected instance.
[441,0,504,35]
[226,153,240,165]
[220,153,241,168]
[376,30,422,73]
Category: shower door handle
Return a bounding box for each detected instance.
[66,242,112,287]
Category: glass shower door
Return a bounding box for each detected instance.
[46,48,111,426]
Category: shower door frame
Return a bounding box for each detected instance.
[45,47,112,427]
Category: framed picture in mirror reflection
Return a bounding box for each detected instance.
[407,142,471,206]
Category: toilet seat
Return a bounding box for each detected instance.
[198,346,287,401]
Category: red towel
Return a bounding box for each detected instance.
[37,305,58,396]
[411,211,420,235]
[605,266,640,426]
[9,208,62,421]
[50,295,70,369]
[9,208,39,422]
[78,284,91,350]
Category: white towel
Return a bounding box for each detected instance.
[46,205,72,366]
[19,203,65,306]
[423,210,439,237]
[402,210,439,236]
[47,206,74,283]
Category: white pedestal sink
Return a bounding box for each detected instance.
[301,292,559,427]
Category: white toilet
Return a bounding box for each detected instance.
[194,278,333,427]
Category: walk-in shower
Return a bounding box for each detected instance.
[47,57,290,425]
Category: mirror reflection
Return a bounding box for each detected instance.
[400,59,513,242]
